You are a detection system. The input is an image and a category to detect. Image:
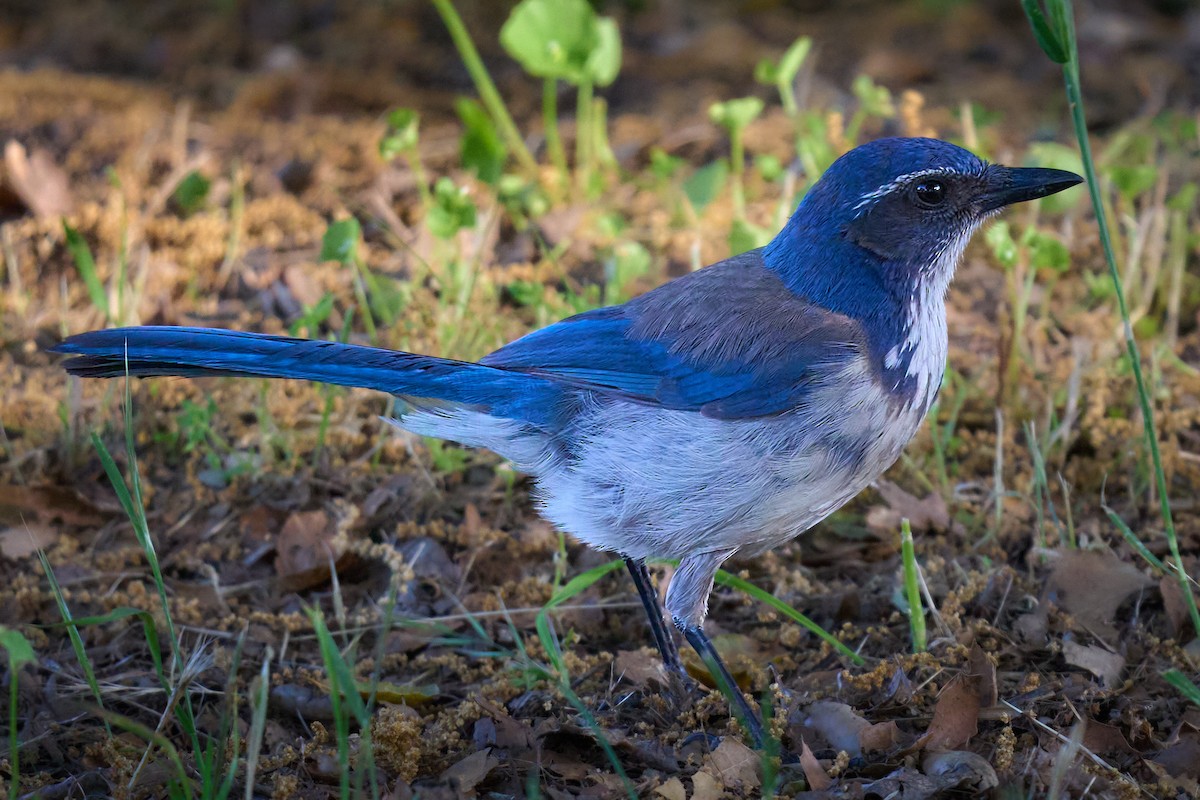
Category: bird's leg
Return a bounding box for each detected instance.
[681,624,765,750]
[624,557,685,677]
[667,549,767,750]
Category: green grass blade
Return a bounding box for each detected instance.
[712,568,866,665]
[62,221,109,320]
[900,518,926,653]
[1163,669,1200,708]
[37,550,109,732]
[1035,0,1200,639]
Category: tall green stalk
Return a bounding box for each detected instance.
[429,0,539,177]
[1024,0,1200,638]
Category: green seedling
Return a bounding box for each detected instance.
[500,0,622,192]
[898,519,926,653]
[171,170,211,217]
[380,107,431,208]
[845,74,895,146]
[603,240,651,304]
[457,97,507,186]
[1,626,35,799]
[321,217,405,342]
[683,160,729,215]
[430,0,538,178]
[755,35,812,118]
[63,221,109,322]
[709,97,764,220]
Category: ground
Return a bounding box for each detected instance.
[0,1,1198,798]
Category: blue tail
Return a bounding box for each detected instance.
[52,326,565,427]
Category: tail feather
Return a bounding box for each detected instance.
[52,326,564,427]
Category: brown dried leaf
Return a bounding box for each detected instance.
[859,720,901,753]
[1046,549,1152,637]
[799,738,832,791]
[653,777,686,800]
[701,738,760,792]
[920,674,979,751]
[866,479,949,534]
[3,140,73,218]
[0,522,58,560]
[614,648,668,688]
[1081,719,1137,756]
[967,643,998,707]
[275,509,339,591]
[1062,639,1125,688]
[1159,575,1190,638]
[689,770,723,800]
[1153,728,1200,778]
[921,750,999,791]
[442,748,497,793]
[803,701,870,755]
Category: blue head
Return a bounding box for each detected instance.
[764,137,1080,316]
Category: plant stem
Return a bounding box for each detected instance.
[1057,0,1200,637]
[429,0,539,177]
[575,81,593,192]
[542,79,568,182]
[900,519,926,653]
[730,127,746,218]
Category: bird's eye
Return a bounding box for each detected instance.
[913,180,947,207]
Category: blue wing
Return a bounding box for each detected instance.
[482,249,868,419]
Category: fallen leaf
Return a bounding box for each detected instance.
[442,748,497,793]
[0,522,57,559]
[1153,728,1200,778]
[653,777,686,800]
[275,509,341,591]
[1159,575,1190,638]
[919,674,979,751]
[863,766,961,800]
[967,643,998,707]
[614,648,669,688]
[803,701,870,756]
[799,737,832,790]
[859,720,901,753]
[1062,639,1125,688]
[3,140,73,218]
[1081,719,1137,756]
[701,738,760,791]
[866,479,949,533]
[922,750,999,791]
[1046,549,1152,637]
[689,770,723,800]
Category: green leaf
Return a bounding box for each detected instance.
[62,222,109,319]
[682,160,728,212]
[605,240,651,302]
[851,75,894,118]
[586,17,622,87]
[985,221,1018,269]
[500,0,621,86]
[427,178,477,239]
[728,218,772,257]
[649,147,683,180]
[1027,230,1071,272]
[1164,669,1200,708]
[171,170,210,216]
[456,97,507,185]
[319,218,362,264]
[380,107,420,160]
[1107,165,1157,200]
[755,154,783,182]
[776,36,812,86]
[0,627,35,669]
[1021,0,1069,63]
[709,97,764,133]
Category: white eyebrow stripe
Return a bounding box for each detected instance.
[852,168,949,212]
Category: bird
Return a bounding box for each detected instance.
[52,137,1082,747]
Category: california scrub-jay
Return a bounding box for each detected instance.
[53,137,1081,746]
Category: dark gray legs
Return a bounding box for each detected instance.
[623,557,684,676]
[623,557,766,749]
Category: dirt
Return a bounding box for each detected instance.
[1,1,1199,798]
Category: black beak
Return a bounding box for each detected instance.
[980,166,1083,212]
